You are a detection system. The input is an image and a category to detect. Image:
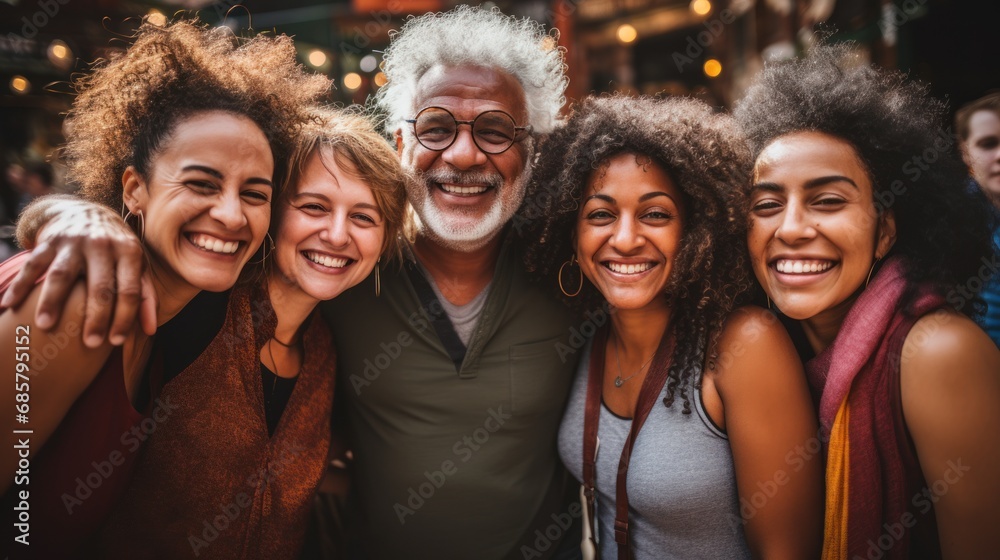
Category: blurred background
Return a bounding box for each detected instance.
[1,0,998,257]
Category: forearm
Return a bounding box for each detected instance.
[15,194,117,250]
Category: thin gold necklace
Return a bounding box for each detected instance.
[612,332,656,388]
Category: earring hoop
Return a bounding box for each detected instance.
[558,255,583,298]
[251,233,274,265]
[766,294,773,311]
[123,210,145,242]
[865,255,881,289]
[374,258,381,297]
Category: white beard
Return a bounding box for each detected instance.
[401,140,532,253]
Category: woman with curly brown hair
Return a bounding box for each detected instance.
[522,96,823,559]
[0,18,327,557]
[735,44,1000,559]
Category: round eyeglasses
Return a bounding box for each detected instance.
[405,106,532,155]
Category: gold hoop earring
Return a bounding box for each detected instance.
[865,255,881,289]
[558,254,583,297]
[251,233,274,265]
[374,258,381,297]
[123,210,145,242]
[766,294,773,311]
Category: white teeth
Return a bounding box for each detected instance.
[607,262,653,274]
[440,184,488,195]
[304,252,349,269]
[775,260,833,274]
[189,233,239,254]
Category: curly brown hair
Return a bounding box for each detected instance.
[277,106,409,262]
[520,95,753,412]
[61,18,330,214]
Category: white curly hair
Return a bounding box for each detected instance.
[374,5,568,137]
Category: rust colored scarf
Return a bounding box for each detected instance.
[806,257,945,560]
[98,283,335,559]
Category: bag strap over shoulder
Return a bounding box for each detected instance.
[582,325,674,560]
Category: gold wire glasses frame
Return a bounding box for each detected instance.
[405,106,532,155]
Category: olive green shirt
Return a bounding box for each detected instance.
[321,236,579,560]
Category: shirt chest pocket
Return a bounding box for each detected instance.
[509,337,575,415]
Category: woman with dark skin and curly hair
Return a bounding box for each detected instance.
[0,18,328,557]
[735,44,1000,559]
[522,96,823,559]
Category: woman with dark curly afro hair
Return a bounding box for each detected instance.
[0,18,330,558]
[521,95,823,559]
[735,44,1000,559]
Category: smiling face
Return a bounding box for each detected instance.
[747,131,896,323]
[575,153,685,312]
[272,148,385,302]
[398,64,531,252]
[124,110,274,296]
[962,109,1000,204]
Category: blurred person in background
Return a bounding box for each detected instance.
[6,160,56,214]
[955,92,1000,347]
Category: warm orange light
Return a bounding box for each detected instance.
[704,59,722,78]
[373,72,388,88]
[47,40,73,70]
[691,0,712,16]
[540,36,558,51]
[343,72,362,90]
[308,50,327,68]
[11,76,30,94]
[50,42,68,60]
[147,10,166,27]
[616,24,638,44]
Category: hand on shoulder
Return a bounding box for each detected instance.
[2,194,155,346]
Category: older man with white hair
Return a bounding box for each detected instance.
[321,7,582,559]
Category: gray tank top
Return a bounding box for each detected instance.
[558,340,751,559]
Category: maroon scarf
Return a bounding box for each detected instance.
[807,256,945,559]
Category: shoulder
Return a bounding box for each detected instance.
[901,310,1000,395]
[2,277,88,341]
[710,305,802,391]
[1,280,113,408]
[714,305,793,359]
